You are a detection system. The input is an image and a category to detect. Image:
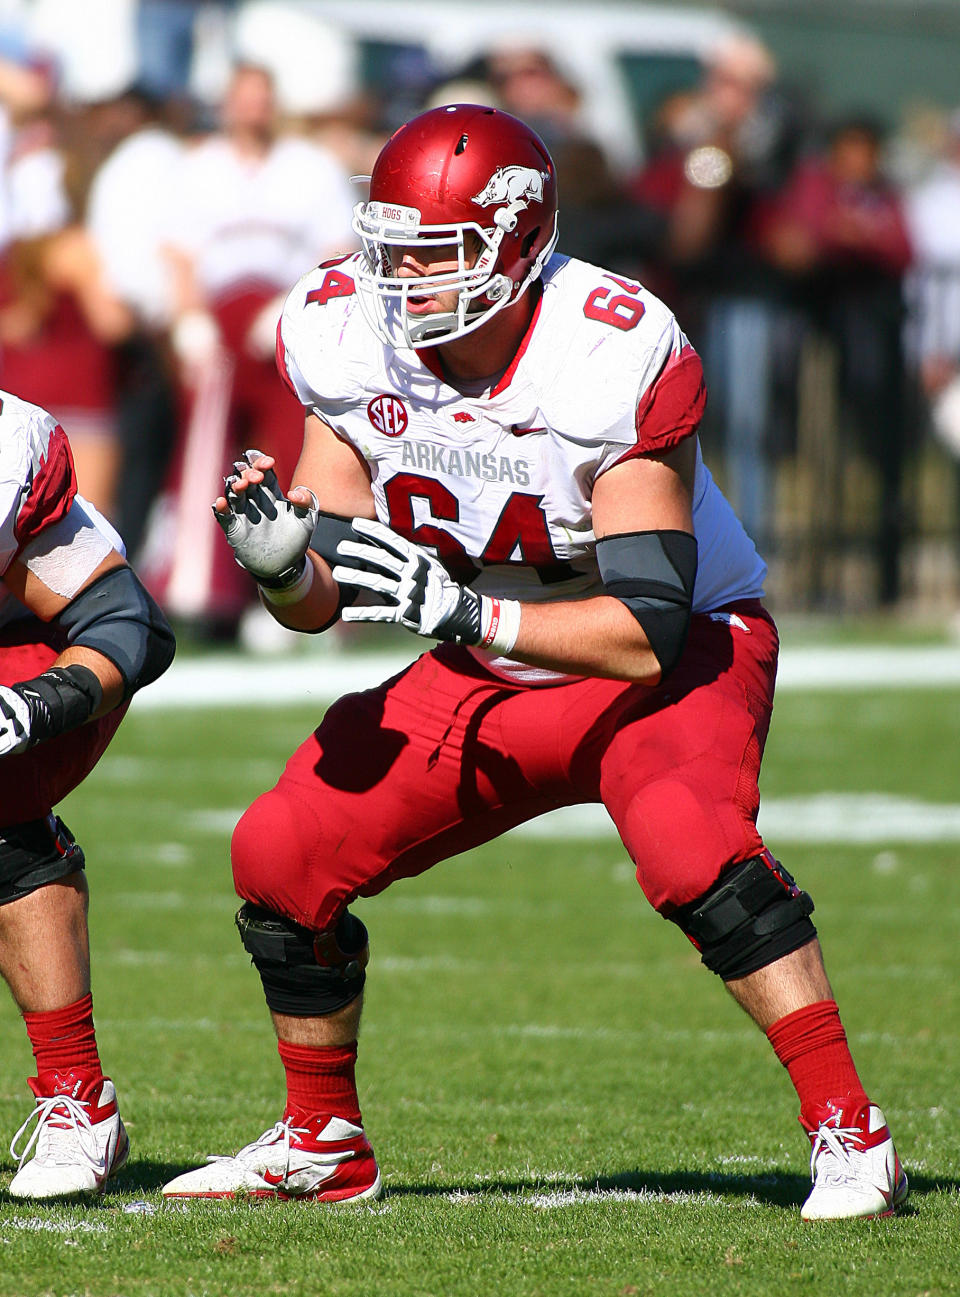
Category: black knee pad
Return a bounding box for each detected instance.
[235,902,368,1017]
[672,853,816,980]
[0,815,85,906]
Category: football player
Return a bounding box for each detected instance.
[162,105,906,1219]
[0,390,175,1198]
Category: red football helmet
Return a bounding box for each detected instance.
[352,104,559,349]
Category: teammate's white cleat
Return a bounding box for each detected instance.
[8,1070,129,1200]
[800,1097,908,1220]
[161,1108,382,1202]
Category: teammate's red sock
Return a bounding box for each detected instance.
[278,1039,362,1125]
[22,992,103,1079]
[766,998,868,1111]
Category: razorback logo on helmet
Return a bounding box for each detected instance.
[472,166,546,209]
[367,395,409,438]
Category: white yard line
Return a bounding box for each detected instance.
[505,795,960,843]
[182,788,960,845]
[523,1187,737,1208]
[127,645,960,843]
[0,1217,108,1234]
[133,644,960,711]
[443,1185,739,1207]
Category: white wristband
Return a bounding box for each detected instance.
[478,596,522,655]
[260,561,314,606]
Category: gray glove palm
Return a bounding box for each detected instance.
[214,450,317,589]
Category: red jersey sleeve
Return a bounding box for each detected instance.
[14,423,78,547]
[615,340,706,465]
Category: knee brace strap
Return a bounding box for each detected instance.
[0,816,85,906]
[235,902,368,1017]
[673,854,816,980]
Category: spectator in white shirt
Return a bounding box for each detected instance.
[150,62,356,638]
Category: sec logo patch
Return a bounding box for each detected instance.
[367,395,408,437]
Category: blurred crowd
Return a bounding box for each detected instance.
[0,0,958,643]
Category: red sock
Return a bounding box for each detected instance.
[277,1040,362,1125]
[22,993,103,1079]
[766,999,868,1113]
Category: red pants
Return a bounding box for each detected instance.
[0,620,125,827]
[232,601,779,930]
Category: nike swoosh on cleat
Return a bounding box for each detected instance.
[261,1164,337,1189]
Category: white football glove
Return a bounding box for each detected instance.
[0,684,32,756]
[333,518,521,652]
[214,449,318,591]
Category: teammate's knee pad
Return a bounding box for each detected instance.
[0,815,85,906]
[671,851,816,980]
[235,902,368,1017]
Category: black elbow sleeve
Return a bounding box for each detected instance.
[596,530,698,678]
[309,510,360,568]
[308,510,362,627]
[59,566,176,699]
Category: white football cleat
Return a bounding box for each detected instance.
[800,1097,908,1220]
[8,1070,129,1200]
[161,1107,382,1202]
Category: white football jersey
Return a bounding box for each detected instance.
[165,135,356,300]
[0,390,121,628]
[278,253,767,681]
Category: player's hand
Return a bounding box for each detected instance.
[334,518,487,644]
[0,684,32,756]
[213,449,317,588]
[171,308,222,388]
[245,294,286,360]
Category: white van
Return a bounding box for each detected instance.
[282,0,750,171]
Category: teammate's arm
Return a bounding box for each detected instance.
[2,552,127,715]
[0,549,175,754]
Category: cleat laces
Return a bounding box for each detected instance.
[10,1094,105,1173]
[204,1117,355,1188]
[809,1120,866,1184]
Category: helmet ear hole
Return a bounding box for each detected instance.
[520,226,541,259]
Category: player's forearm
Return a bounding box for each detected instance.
[53,646,125,716]
[258,552,342,632]
[509,596,663,683]
[0,566,175,757]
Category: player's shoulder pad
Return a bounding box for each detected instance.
[0,390,77,555]
[533,257,703,454]
[277,253,371,409]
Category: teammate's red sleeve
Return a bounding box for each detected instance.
[616,342,706,463]
[14,424,78,546]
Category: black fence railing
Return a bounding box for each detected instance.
[692,267,960,614]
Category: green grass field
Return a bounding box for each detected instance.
[1,672,959,1297]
